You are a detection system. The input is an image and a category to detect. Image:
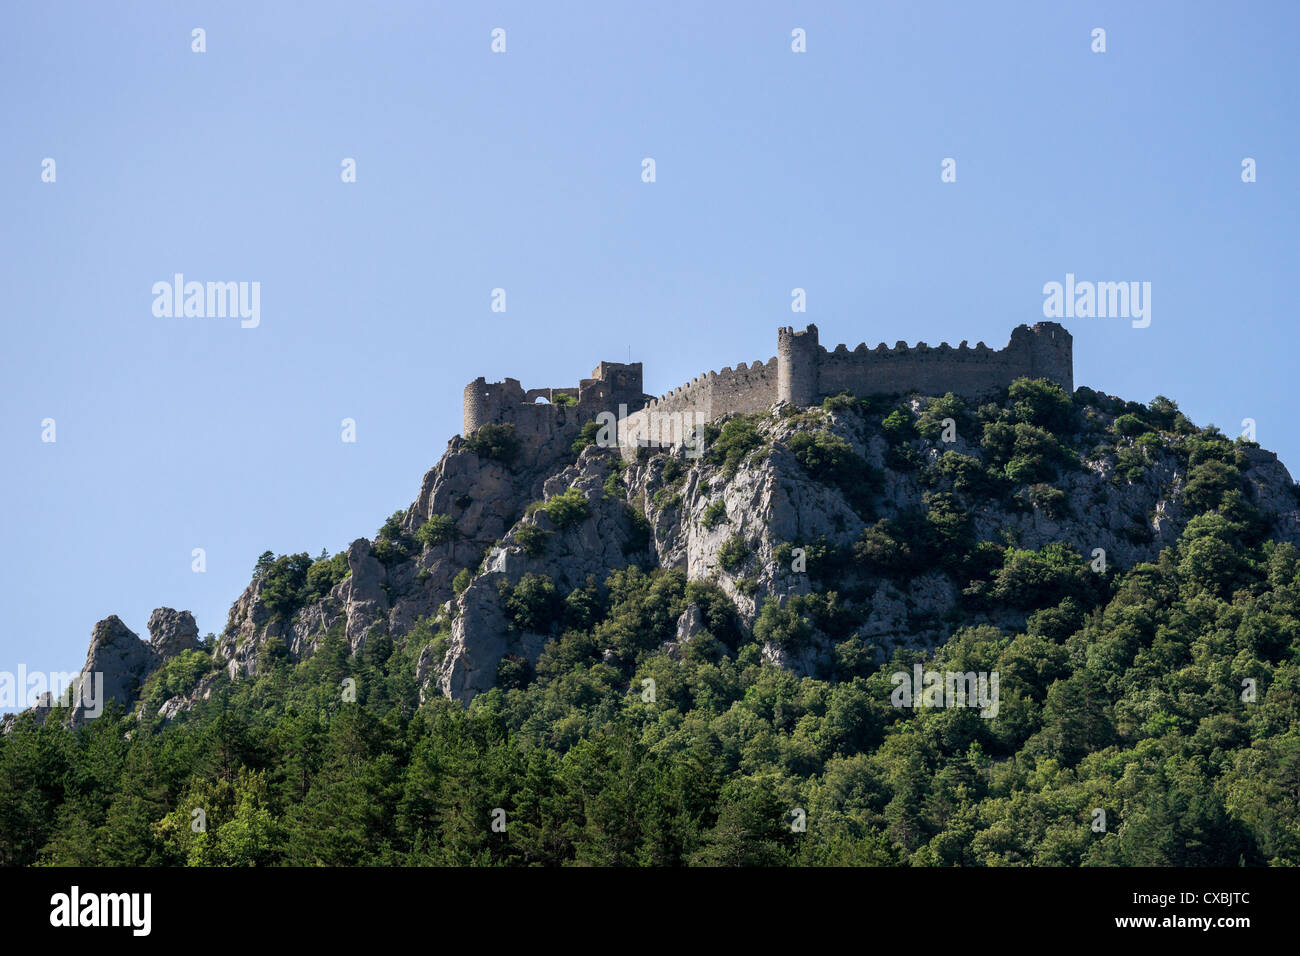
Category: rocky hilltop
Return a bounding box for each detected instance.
[19,375,1300,728]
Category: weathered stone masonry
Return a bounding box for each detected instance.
[461,322,1073,454]
[461,361,650,457]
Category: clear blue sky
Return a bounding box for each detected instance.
[3,1,1297,702]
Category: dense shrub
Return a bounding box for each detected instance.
[786,430,882,514]
[372,510,416,566]
[821,391,873,415]
[753,592,853,650]
[140,649,211,714]
[987,542,1096,610]
[466,423,521,465]
[496,654,535,689]
[603,455,628,497]
[377,510,406,542]
[513,523,549,557]
[1144,395,1180,430]
[1026,483,1069,519]
[304,551,349,602]
[1186,427,1244,468]
[416,514,457,547]
[623,504,653,556]
[788,431,853,482]
[531,488,590,529]
[500,574,564,633]
[572,419,603,455]
[661,457,686,485]
[1008,378,1074,433]
[924,492,973,564]
[773,538,851,584]
[1114,441,1153,482]
[881,407,917,444]
[705,416,764,478]
[258,553,313,621]
[851,519,918,574]
[701,500,727,529]
[1183,459,1242,513]
[452,567,472,594]
[916,393,968,440]
[371,538,410,566]
[934,451,1001,495]
[1113,413,1151,438]
[982,421,1073,484]
[753,596,813,650]
[562,579,605,632]
[684,579,743,650]
[718,533,749,572]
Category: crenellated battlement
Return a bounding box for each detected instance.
[462,323,1073,456]
[808,322,1072,403]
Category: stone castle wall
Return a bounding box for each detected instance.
[816,322,1073,401]
[619,358,779,448]
[461,323,1073,456]
[461,362,648,459]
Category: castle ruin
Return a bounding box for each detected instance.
[462,322,1073,455]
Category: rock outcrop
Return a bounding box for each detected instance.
[68,616,157,724]
[147,608,201,660]
[432,449,655,701]
[10,609,204,728]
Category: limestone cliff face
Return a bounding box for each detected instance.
[416,399,1300,700]
[26,387,1300,723]
[429,451,655,701]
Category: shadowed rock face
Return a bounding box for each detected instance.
[339,538,390,651]
[68,615,156,724]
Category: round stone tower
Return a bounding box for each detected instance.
[777,324,820,406]
[463,377,487,435]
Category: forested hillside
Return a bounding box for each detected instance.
[4,381,1298,866]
